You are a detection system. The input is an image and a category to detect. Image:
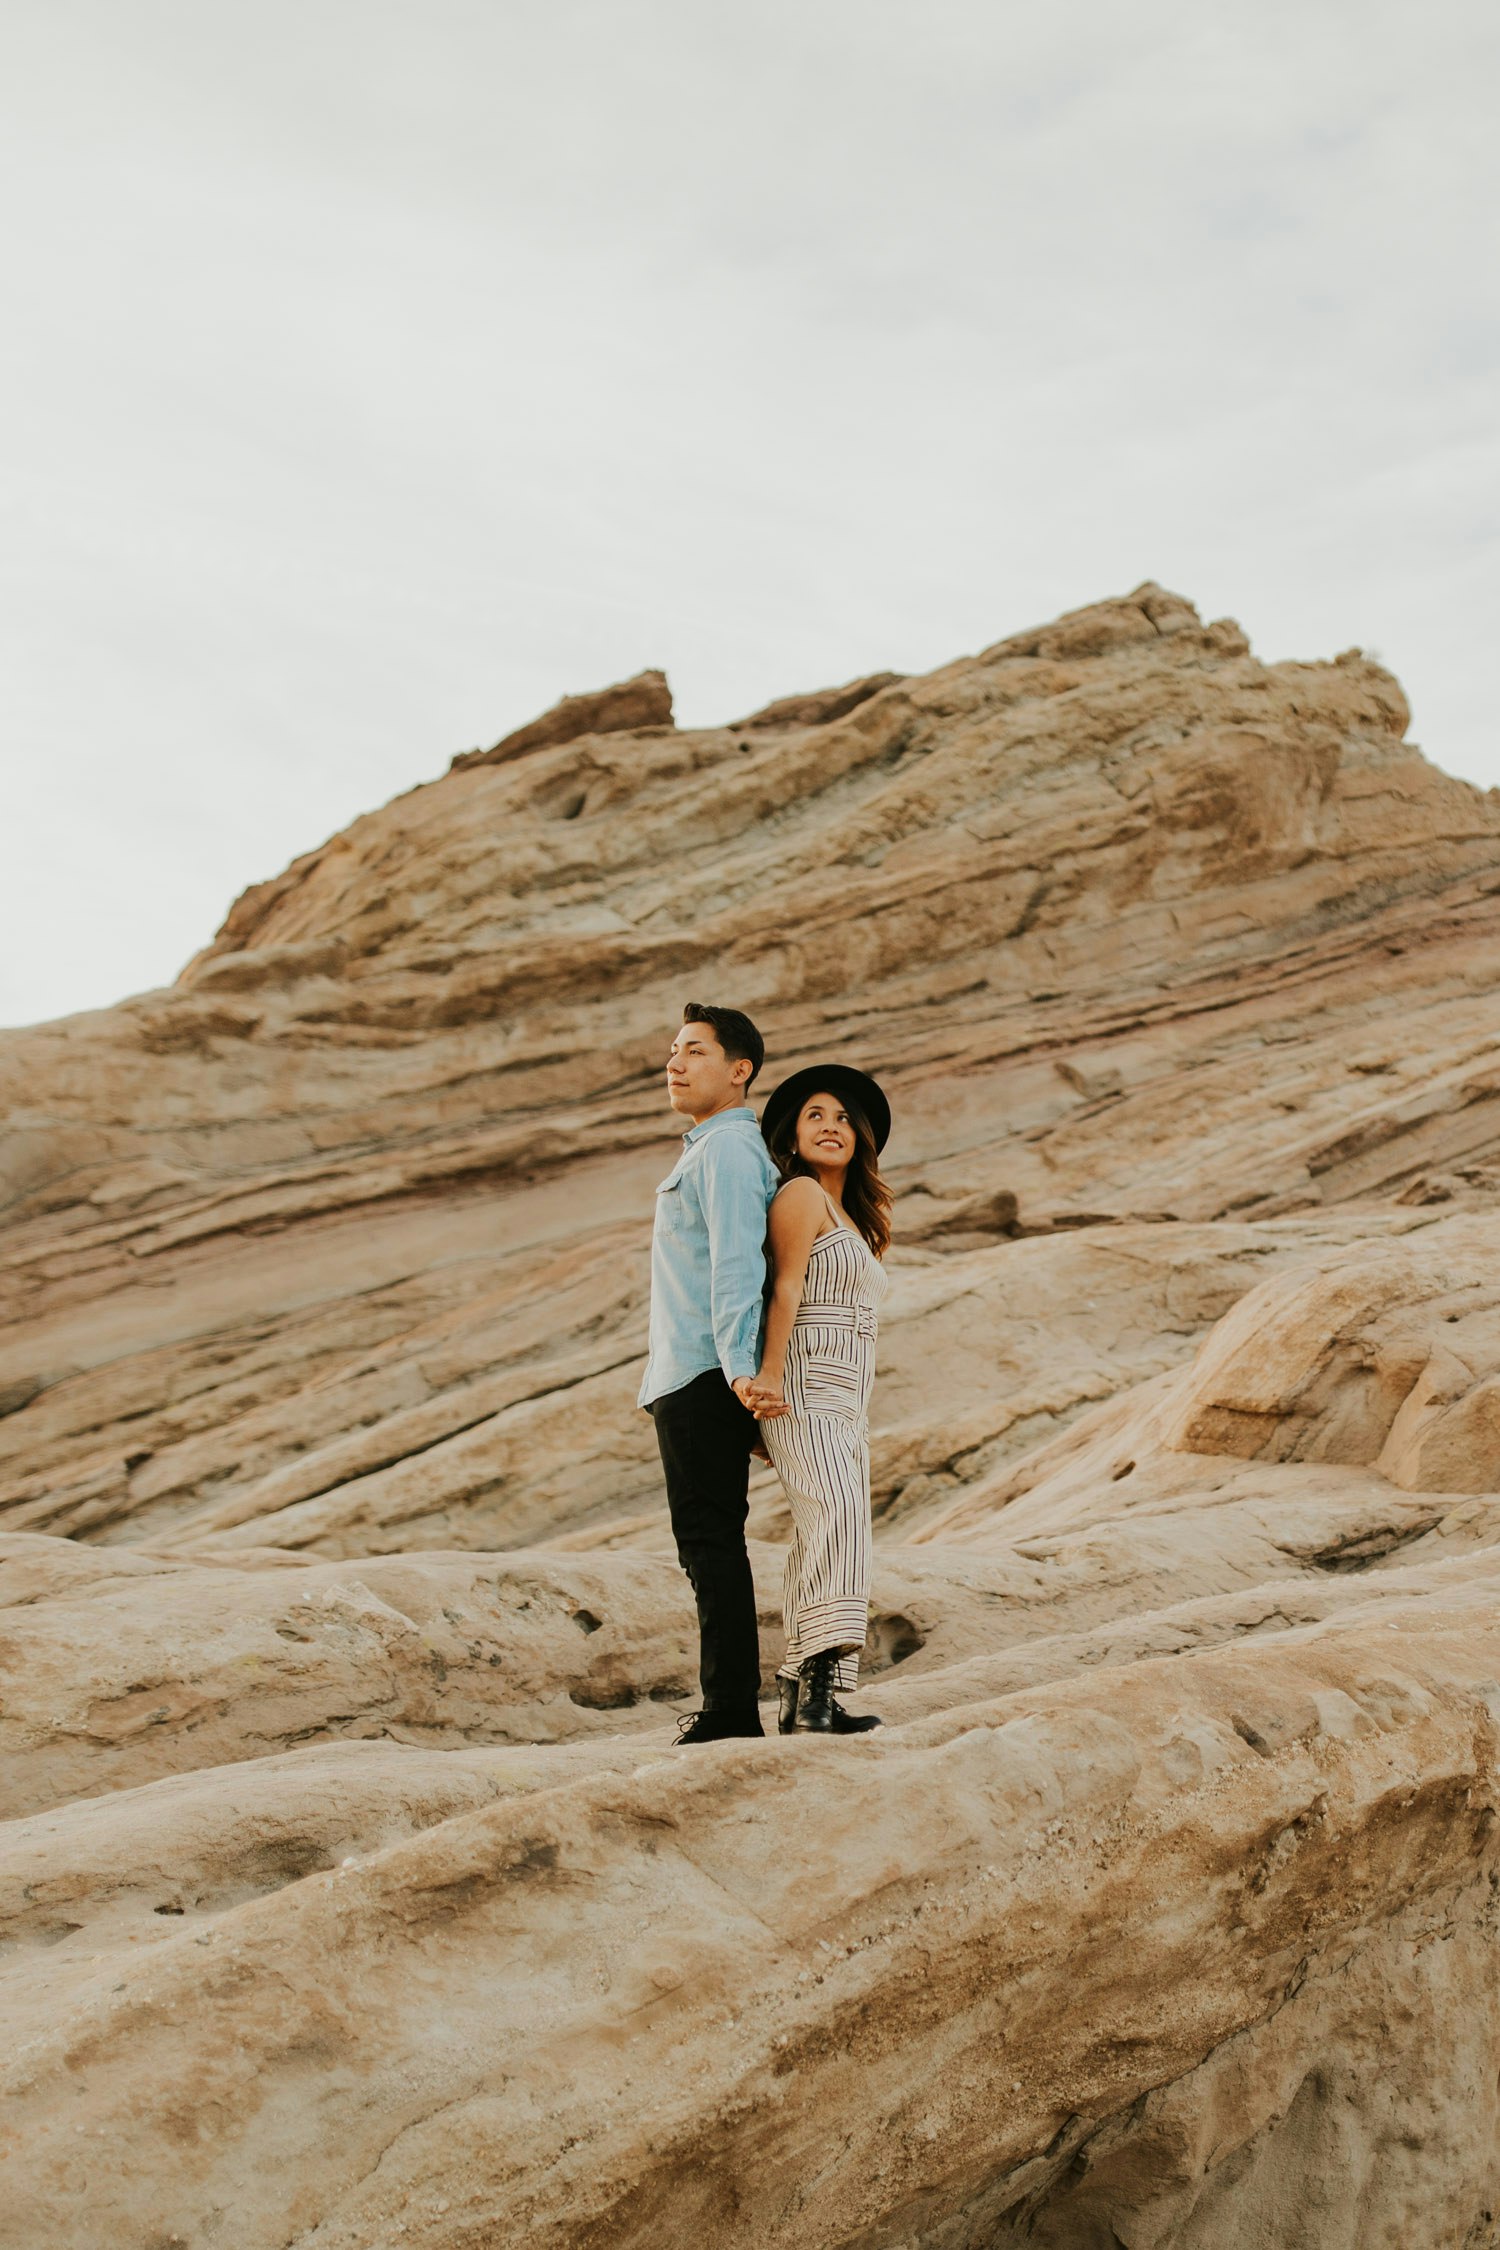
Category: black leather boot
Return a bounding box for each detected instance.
[777,1676,799,1734]
[827,1692,886,1728]
[794,1650,838,1732]
[830,1698,882,1734]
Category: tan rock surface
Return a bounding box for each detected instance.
[0,1532,1024,1819]
[5,1588,1499,2248]
[448,665,675,774]
[4,585,1500,2245]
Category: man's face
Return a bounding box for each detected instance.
[665,1020,750,1121]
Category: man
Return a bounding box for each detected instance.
[640,1002,787,1743]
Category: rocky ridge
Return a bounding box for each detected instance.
[3,584,1500,2246]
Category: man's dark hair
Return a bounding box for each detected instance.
[681,1002,765,1086]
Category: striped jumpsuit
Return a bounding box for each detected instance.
[762,1200,889,1695]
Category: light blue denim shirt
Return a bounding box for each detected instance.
[638,1106,779,1409]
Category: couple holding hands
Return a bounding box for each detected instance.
[639,1003,892,1744]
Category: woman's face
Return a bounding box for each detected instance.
[795,1093,856,1170]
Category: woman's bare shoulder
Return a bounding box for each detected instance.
[772,1175,824,1207]
[769,1179,827,1267]
[769,1176,826,1236]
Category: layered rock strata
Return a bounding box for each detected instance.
[4,586,1500,2246]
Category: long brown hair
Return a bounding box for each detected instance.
[767,1092,892,1259]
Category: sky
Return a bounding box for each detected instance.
[2,0,1497,1027]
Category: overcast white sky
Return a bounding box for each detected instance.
[3,0,1497,1027]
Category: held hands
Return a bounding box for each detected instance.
[732,1373,791,1419]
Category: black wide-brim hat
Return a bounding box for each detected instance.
[760,1063,891,1154]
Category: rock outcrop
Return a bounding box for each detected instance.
[450,664,674,770]
[731,666,907,731]
[3,584,1500,2247]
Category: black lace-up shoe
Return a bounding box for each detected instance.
[673,1708,765,1745]
[777,1677,800,1734]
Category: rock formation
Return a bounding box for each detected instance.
[3,584,1500,2246]
[448,664,675,773]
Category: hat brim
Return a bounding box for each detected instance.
[760,1064,892,1154]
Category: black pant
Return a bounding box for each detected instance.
[651,1369,761,1712]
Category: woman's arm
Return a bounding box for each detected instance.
[755,1178,825,1402]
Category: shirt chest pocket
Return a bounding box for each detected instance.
[656,1177,688,1235]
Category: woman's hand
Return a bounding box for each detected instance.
[732,1373,789,1417]
[751,1369,788,1419]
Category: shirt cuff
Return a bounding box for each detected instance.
[721,1353,757,1385]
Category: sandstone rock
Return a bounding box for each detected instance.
[5,586,1500,2246]
[730,667,906,731]
[0,1528,1047,1818]
[3,1583,1498,2248]
[0,1539,698,1818]
[1162,1216,1500,1496]
[449,665,674,771]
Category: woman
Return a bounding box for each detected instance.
[754,1063,892,1735]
